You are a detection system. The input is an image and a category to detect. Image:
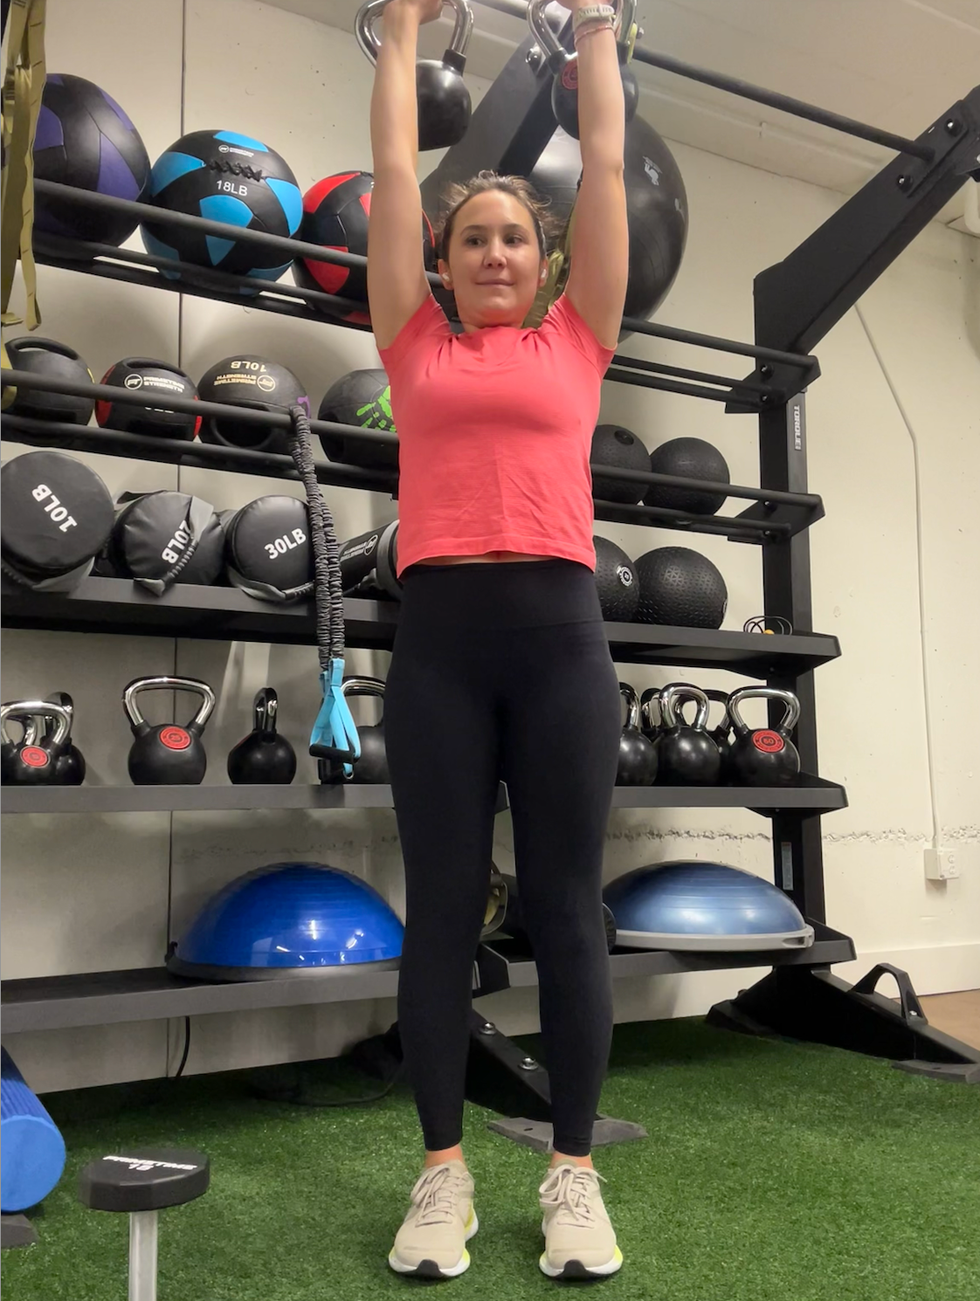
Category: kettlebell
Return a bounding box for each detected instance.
[123,676,216,785]
[339,677,389,784]
[41,692,86,785]
[704,689,733,783]
[639,687,662,743]
[616,683,658,785]
[528,0,639,142]
[727,687,801,786]
[0,699,71,785]
[356,0,474,151]
[227,687,297,785]
[656,683,721,785]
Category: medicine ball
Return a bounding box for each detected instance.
[294,173,434,330]
[646,438,730,515]
[1,451,114,592]
[318,369,398,471]
[96,359,200,439]
[591,425,649,504]
[593,536,639,622]
[525,115,687,330]
[2,338,95,424]
[32,74,150,246]
[633,547,728,629]
[197,356,309,455]
[223,496,313,602]
[107,491,225,594]
[141,130,301,283]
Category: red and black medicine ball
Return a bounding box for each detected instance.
[293,171,434,331]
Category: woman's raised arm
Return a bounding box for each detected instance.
[562,1,630,349]
[366,0,443,349]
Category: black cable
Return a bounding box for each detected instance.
[253,1071,404,1109]
[173,1015,191,1078]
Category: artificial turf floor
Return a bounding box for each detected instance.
[4,1015,979,1300]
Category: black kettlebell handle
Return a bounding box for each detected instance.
[253,686,279,736]
[660,683,709,731]
[727,687,800,738]
[5,336,86,363]
[122,676,217,735]
[0,699,71,752]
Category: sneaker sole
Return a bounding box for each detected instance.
[538,1243,624,1279]
[388,1209,479,1278]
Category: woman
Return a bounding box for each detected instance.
[366,0,629,1280]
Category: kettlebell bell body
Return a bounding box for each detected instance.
[123,676,216,785]
[356,0,474,150]
[228,687,297,785]
[656,683,721,785]
[0,700,72,786]
[528,0,638,141]
[727,687,801,786]
[617,683,658,785]
[340,677,389,784]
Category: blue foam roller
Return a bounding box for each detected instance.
[1,1047,67,1213]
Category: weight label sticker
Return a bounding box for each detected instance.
[561,61,578,91]
[752,730,785,754]
[160,726,191,751]
[21,746,50,768]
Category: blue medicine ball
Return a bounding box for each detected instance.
[167,862,404,980]
[603,861,813,952]
[141,130,302,282]
[33,74,150,245]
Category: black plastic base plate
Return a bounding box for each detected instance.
[892,1060,980,1085]
[486,1114,648,1153]
[1,1214,38,1249]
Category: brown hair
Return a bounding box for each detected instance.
[433,171,562,264]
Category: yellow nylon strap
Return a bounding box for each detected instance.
[522,196,578,330]
[1,0,47,329]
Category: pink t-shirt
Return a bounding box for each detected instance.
[377,292,615,577]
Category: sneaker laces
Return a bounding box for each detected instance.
[410,1164,471,1227]
[539,1165,607,1227]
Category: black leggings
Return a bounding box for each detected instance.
[384,559,622,1157]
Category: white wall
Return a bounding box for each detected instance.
[2,0,978,1092]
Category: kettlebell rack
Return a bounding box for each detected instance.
[4,12,979,1080]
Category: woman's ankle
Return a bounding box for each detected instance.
[424,1144,465,1169]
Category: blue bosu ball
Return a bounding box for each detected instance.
[603,861,813,952]
[167,862,403,980]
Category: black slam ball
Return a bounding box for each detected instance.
[591,425,650,504]
[593,536,639,621]
[633,546,727,628]
[645,438,730,514]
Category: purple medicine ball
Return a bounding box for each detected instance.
[33,74,150,246]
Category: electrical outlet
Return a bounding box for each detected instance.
[924,848,960,881]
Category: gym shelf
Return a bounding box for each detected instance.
[2,407,824,543]
[0,963,402,1034]
[0,776,845,816]
[475,920,857,997]
[0,919,856,1034]
[1,576,841,676]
